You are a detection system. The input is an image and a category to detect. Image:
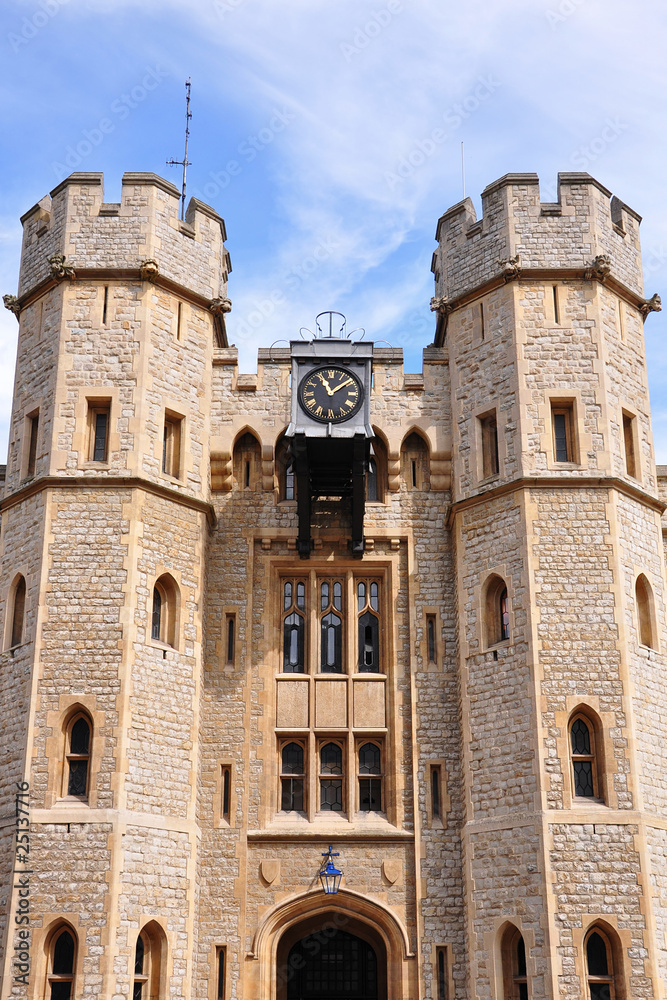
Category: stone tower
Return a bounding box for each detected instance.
[0,170,665,1000]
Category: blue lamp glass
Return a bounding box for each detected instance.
[318,845,343,894]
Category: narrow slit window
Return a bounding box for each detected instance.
[162,412,182,478]
[436,947,448,1000]
[480,413,499,478]
[412,459,417,488]
[320,741,344,812]
[431,766,441,820]
[622,412,637,478]
[551,403,575,463]
[89,402,111,463]
[636,574,655,649]
[217,948,226,1000]
[427,615,437,663]
[358,742,382,812]
[176,300,182,340]
[552,284,560,324]
[102,285,109,326]
[226,615,235,664]
[618,299,625,338]
[133,934,146,1000]
[479,301,485,339]
[499,587,510,642]
[221,766,231,823]
[26,413,39,477]
[502,927,529,1000]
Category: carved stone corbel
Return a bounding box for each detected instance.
[210,296,232,315]
[48,253,76,280]
[584,254,611,282]
[139,258,159,282]
[429,295,452,316]
[640,293,662,320]
[497,255,521,282]
[3,294,21,318]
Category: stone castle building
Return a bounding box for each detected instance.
[0,168,666,1000]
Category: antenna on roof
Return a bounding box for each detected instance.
[461,141,465,200]
[167,78,192,220]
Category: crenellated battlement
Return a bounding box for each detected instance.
[18,171,230,301]
[432,171,644,303]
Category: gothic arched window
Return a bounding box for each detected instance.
[483,574,510,648]
[66,715,91,799]
[635,574,656,649]
[151,574,179,648]
[585,927,618,999]
[357,580,380,672]
[47,926,77,999]
[8,574,26,649]
[569,710,603,802]
[400,431,430,490]
[283,580,306,672]
[501,925,529,1000]
[320,580,343,673]
[232,431,261,490]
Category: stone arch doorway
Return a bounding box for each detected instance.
[278,917,387,1000]
[251,887,414,1000]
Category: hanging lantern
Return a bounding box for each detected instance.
[318,845,343,895]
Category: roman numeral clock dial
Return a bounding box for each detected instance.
[298,366,364,423]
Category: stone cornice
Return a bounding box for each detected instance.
[433,267,652,347]
[0,474,216,526]
[447,474,666,529]
[11,267,225,323]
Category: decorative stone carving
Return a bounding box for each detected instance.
[210,296,232,315]
[48,253,76,280]
[3,294,21,317]
[497,254,521,282]
[584,254,612,282]
[139,258,159,282]
[640,293,662,319]
[382,860,401,885]
[429,295,451,315]
[260,860,280,885]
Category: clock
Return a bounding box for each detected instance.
[298,366,364,423]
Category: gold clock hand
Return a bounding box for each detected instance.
[317,373,334,395]
[331,377,354,394]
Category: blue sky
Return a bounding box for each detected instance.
[1,0,667,458]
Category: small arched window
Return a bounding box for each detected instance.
[133,922,165,1000]
[151,574,178,648]
[232,431,261,490]
[66,715,91,798]
[483,574,510,648]
[47,926,76,999]
[569,710,603,802]
[501,925,529,1000]
[400,431,430,491]
[8,574,26,649]
[585,927,617,999]
[635,574,656,649]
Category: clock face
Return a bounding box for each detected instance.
[298,366,364,423]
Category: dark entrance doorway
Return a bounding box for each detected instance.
[286,929,378,1000]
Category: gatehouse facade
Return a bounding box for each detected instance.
[0,169,666,999]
